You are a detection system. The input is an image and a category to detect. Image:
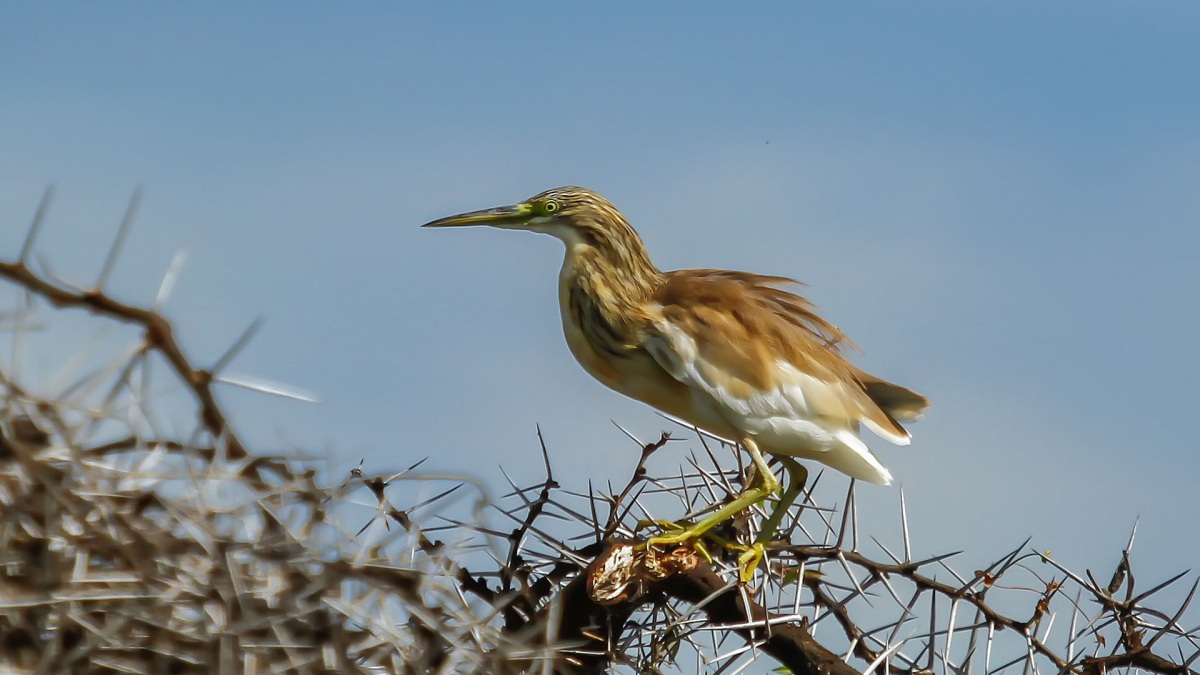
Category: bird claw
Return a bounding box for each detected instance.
[642,523,717,563]
[735,543,766,583]
[645,527,695,546]
[635,518,685,534]
[644,524,764,577]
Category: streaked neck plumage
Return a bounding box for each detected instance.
[548,191,664,352]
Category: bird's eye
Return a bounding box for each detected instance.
[543,200,560,214]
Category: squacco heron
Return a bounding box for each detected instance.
[423,186,928,575]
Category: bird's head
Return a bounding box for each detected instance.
[422,186,627,248]
[423,186,663,293]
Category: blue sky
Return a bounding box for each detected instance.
[3,3,1199,590]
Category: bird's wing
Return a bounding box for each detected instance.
[643,269,913,445]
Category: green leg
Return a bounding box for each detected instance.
[735,457,808,581]
[647,438,780,579]
[756,457,808,547]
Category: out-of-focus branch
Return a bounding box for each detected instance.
[0,258,286,485]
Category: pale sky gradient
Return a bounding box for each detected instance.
[3,2,1199,599]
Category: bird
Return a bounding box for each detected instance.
[422,186,928,576]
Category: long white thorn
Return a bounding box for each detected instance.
[96,186,143,291]
[20,185,55,263]
[154,250,188,309]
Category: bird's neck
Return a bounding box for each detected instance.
[559,232,663,345]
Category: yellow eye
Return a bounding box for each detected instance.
[543,200,560,214]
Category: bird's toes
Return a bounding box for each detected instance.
[736,543,766,583]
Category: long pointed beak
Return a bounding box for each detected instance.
[421,203,534,228]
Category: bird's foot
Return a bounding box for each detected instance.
[635,518,686,535]
[644,526,764,582]
[732,542,766,583]
[641,522,715,562]
[634,441,783,583]
[644,526,693,546]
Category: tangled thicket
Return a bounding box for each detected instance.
[1,190,1197,674]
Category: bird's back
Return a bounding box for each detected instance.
[561,266,926,482]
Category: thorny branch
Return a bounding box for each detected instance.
[476,442,1200,674]
[0,193,284,486]
[602,430,672,540]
